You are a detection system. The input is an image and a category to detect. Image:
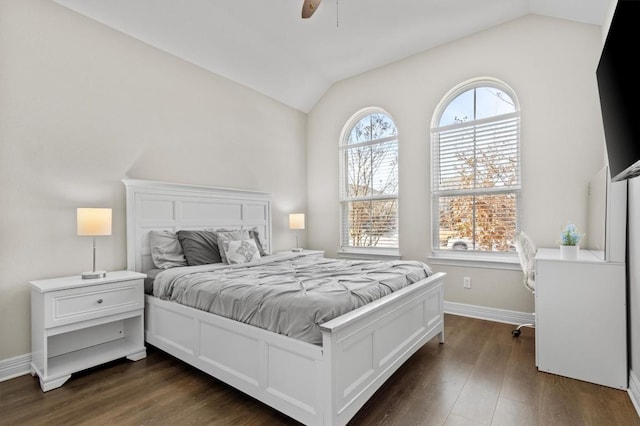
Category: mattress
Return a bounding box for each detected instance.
[151,252,432,345]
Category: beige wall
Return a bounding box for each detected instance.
[0,0,306,359]
[307,15,606,314]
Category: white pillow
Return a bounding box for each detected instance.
[149,230,187,269]
[222,239,261,264]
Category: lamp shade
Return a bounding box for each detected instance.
[77,208,112,236]
[289,213,305,230]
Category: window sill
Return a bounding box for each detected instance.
[428,251,521,271]
[337,249,401,261]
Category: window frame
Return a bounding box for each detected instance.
[430,78,521,264]
[338,107,400,259]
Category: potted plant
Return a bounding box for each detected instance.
[560,223,583,260]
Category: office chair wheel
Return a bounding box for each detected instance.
[512,329,521,337]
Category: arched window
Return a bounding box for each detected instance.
[431,79,520,254]
[340,109,399,252]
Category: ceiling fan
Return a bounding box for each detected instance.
[301,0,321,19]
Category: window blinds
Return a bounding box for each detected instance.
[433,113,520,194]
[432,112,520,252]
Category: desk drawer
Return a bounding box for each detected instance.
[44,280,143,327]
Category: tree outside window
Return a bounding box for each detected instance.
[432,83,520,253]
[341,111,399,249]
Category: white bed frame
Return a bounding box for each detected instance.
[123,178,445,426]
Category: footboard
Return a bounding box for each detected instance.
[144,272,445,426]
[320,271,445,425]
[145,295,326,425]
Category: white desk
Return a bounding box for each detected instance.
[535,248,627,389]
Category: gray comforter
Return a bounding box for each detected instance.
[153,252,432,345]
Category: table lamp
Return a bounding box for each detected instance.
[289,213,305,252]
[77,208,112,279]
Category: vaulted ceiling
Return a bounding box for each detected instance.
[53,0,609,112]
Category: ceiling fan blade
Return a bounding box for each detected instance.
[301,0,321,19]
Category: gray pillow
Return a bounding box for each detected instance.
[176,230,222,266]
[149,230,188,269]
[248,227,268,257]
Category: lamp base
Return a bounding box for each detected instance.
[291,248,304,253]
[81,270,106,279]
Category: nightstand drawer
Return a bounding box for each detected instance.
[44,280,143,327]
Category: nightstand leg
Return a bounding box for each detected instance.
[40,375,71,392]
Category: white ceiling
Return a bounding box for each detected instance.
[53,0,609,112]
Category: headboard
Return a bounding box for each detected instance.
[123,179,272,274]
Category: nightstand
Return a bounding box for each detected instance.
[30,270,147,392]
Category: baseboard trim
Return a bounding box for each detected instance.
[628,369,640,417]
[0,353,31,382]
[444,301,535,326]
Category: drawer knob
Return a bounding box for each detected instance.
[97,299,103,304]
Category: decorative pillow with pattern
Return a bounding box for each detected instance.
[222,239,261,264]
[215,229,250,263]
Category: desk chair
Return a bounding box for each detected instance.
[512,231,536,337]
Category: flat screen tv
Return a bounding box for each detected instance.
[596,0,640,182]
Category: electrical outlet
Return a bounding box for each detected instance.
[463,277,471,289]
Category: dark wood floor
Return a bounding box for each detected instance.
[1,314,638,425]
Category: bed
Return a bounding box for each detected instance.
[123,178,445,426]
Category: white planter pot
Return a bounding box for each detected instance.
[560,245,579,260]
